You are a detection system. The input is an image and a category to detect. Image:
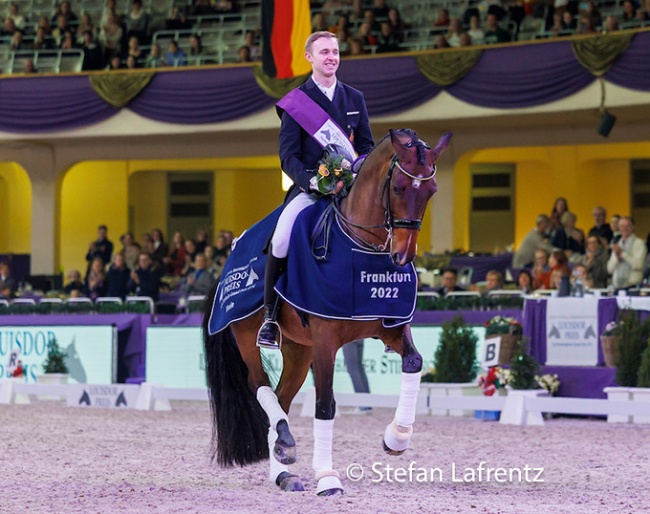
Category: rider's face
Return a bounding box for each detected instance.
[305,37,339,82]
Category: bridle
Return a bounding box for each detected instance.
[334,151,436,252]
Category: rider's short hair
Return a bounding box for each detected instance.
[305,31,338,53]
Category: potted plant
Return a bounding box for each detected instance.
[484,315,522,365]
[37,338,69,398]
[632,341,650,423]
[424,314,480,416]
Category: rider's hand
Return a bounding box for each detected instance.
[332,181,344,195]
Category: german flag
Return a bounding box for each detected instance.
[261,0,312,79]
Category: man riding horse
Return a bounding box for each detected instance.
[256,30,375,349]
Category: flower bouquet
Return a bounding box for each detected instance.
[484,315,520,335]
[478,366,510,396]
[312,153,354,196]
[536,373,560,395]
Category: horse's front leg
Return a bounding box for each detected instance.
[383,324,423,455]
[310,336,344,496]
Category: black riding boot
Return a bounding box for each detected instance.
[257,253,287,349]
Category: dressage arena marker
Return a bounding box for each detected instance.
[1,380,648,425]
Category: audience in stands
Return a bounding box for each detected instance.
[513,214,552,268]
[516,269,535,294]
[532,248,550,289]
[127,0,150,43]
[184,253,217,296]
[8,3,25,31]
[188,34,205,65]
[99,11,123,61]
[610,214,621,244]
[64,270,84,296]
[128,252,162,301]
[165,231,186,276]
[607,216,647,290]
[84,256,108,300]
[0,261,17,296]
[23,58,37,73]
[484,13,511,43]
[81,31,104,70]
[483,270,504,294]
[151,229,169,267]
[584,235,609,288]
[445,17,464,47]
[588,206,614,246]
[106,253,131,299]
[467,15,485,44]
[435,268,465,296]
[165,40,187,67]
[550,211,585,260]
[86,224,114,270]
[376,21,400,52]
[166,6,192,31]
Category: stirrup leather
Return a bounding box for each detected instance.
[256,319,283,349]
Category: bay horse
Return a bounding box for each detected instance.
[203,128,452,495]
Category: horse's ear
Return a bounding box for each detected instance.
[432,132,453,159]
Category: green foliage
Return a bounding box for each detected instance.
[616,310,647,387]
[420,367,436,383]
[42,338,69,374]
[509,338,540,390]
[636,341,650,388]
[416,295,524,311]
[433,314,478,383]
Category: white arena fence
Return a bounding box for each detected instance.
[1,380,649,426]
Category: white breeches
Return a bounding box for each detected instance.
[270,192,317,258]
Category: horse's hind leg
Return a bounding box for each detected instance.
[382,324,423,455]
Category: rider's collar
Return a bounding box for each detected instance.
[311,75,337,102]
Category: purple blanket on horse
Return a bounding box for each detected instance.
[208,200,417,335]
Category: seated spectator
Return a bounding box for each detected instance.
[99,12,123,61]
[37,16,52,36]
[467,15,485,45]
[516,269,535,294]
[356,22,377,46]
[483,270,504,294]
[195,229,209,254]
[549,196,569,236]
[532,248,550,289]
[10,29,24,51]
[184,253,217,296]
[76,13,96,45]
[387,8,405,42]
[435,268,465,296]
[484,13,511,44]
[127,0,150,43]
[165,231,186,276]
[119,232,141,271]
[244,30,260,61]
[100,0,119,27]
[610,214,621,244]
[53,1,78,27]
[82,31,105,71]
[127,36,144,62]
[0,284,13,300]
[86,224,114,269]
[552,211,585,260]
[52,14,75,46]
[513,214,552,268]
[181,239,198,276]
[237,45,252,63]
[587,206,614,246]
[165,40,187,67]
[541,250,571,289]
[203,246,222,278]
[373,0,390,19]
[188,34,205,65]
[561,11,577,31]
[60,30,77,50]
[64,270,84,295]
[584,235,609,289]
[433,8,450,29]
[84,257,108,300]
[191,0,215,17]
[23,58,37,73]
[436,34,450,48]
[577,15,598,34]
[145,43,165,68]
[603,15,619,31]
[376,22,400,53]
[0,262,17,296]
[8,3,25,31]
[166,6,191,31]
[151,229,169,267]
[2,17,18,38]
[128,252,162,301]
[445,18,464,47]
[214,232,231,266]
[607,216,647,290]
[34,26,55,50]
[364,9,380,34]
[347,37,366,56]
[459,33,472,46]
[106,253,131,299]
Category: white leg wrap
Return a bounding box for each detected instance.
[256,386,288,430]
[383,419,414,453]
[395,371,422,427]
[312,418,335,473]
[267,427,288,483]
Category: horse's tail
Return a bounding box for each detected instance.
[202,284,270,467]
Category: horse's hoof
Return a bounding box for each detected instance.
[274,420,297,464]
[382,439,405,456]
[317,488,344,497]
[276,472,305,492]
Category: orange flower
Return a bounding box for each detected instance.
[318,164,330,177]
[333,167,343,177]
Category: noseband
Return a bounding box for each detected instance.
[383,154,436,231]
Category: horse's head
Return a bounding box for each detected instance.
[386,129,452,266]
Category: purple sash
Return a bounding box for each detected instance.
[276,88,356,160]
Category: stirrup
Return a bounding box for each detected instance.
[256,319,282,350]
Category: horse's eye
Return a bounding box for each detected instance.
[393,186,404,194]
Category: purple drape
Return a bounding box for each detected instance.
[0,75,117,132]
[338,56,442,116]
[597,296,618,366]
[447,41,595,108]
[523,297,547,364]
[604,31,650,91]
[128,67,276,124]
